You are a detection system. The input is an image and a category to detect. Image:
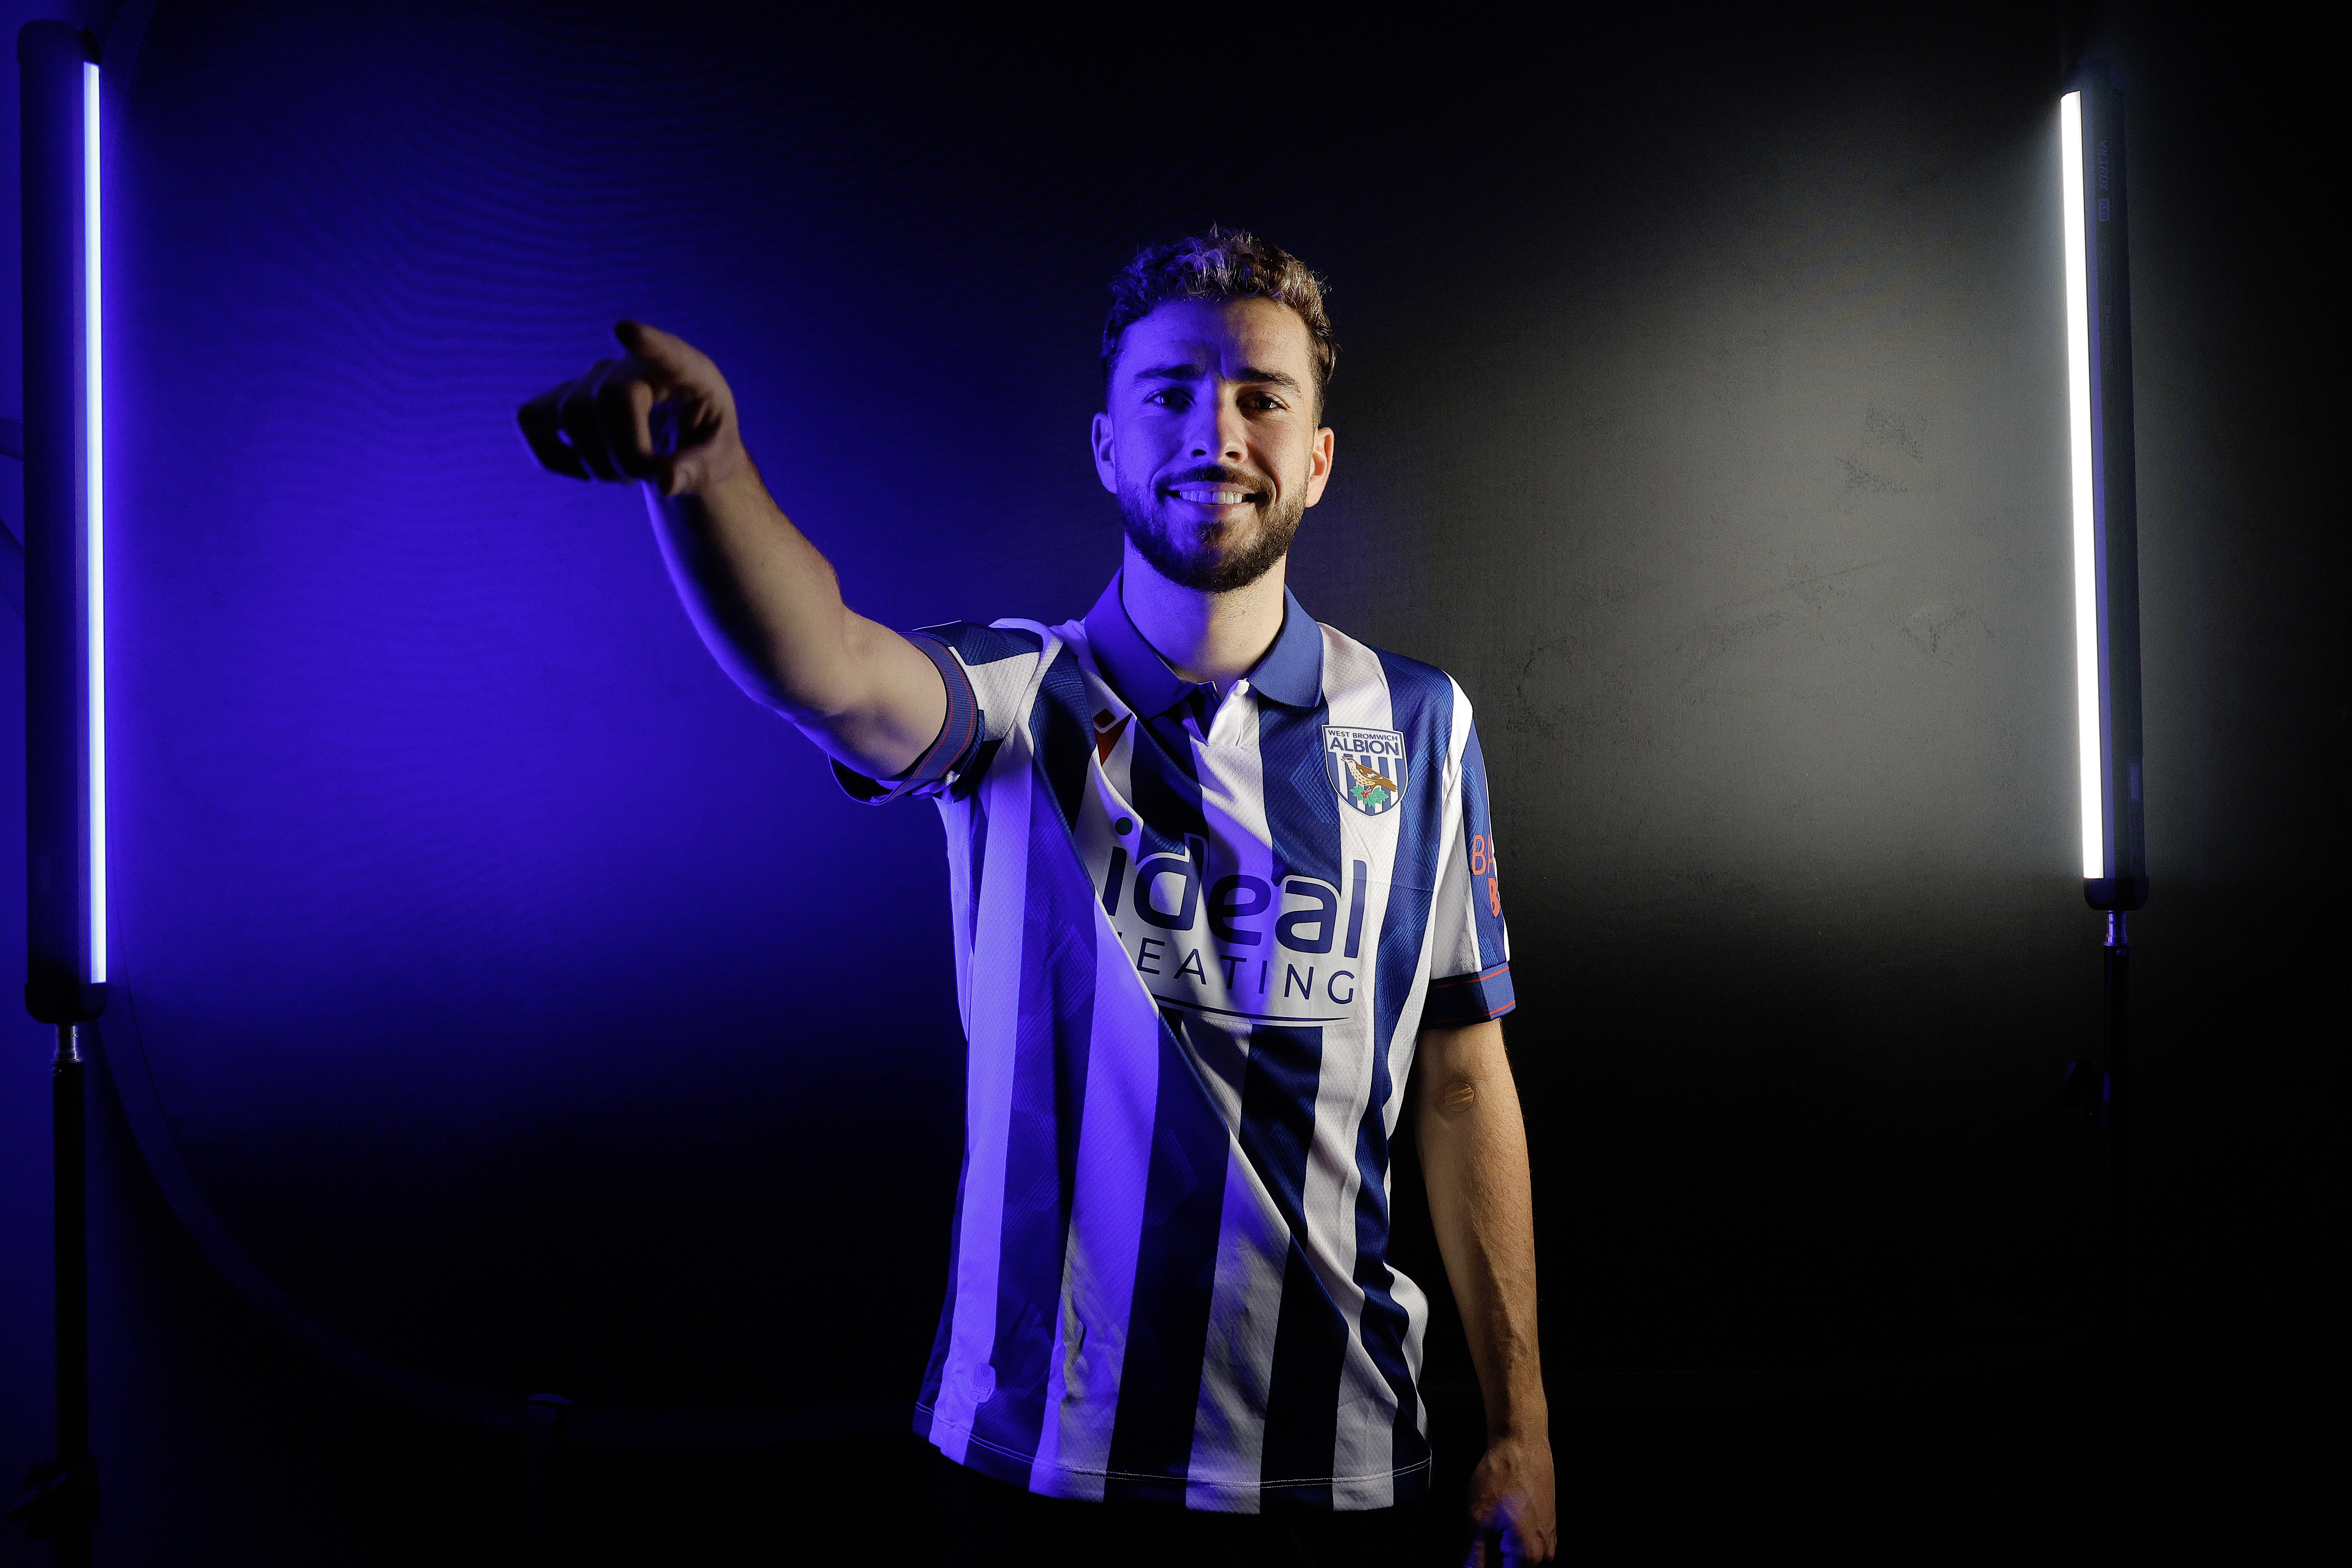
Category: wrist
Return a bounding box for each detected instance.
[665,439,758,501]
[703,450,759,496]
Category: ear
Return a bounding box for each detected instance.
[1090,411,1119,495]
[1302,424,1336,508]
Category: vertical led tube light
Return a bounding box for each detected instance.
[20,22,106,1023]
[20,23,106,1551]
[82,58,105,983]
[2059,91,2101,879]
[2059,67,2148,912]
[2060,65,2146,1563]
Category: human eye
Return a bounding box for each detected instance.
[1145,387,1191,410]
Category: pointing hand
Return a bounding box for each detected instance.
[516,321,750,498]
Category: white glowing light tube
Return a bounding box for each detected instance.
[2060,90,2101,881]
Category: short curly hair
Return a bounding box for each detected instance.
[1100,226,1336,411]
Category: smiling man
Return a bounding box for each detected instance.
[519,229,1554,1566]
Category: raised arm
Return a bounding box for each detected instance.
[517,322,946,779]
[1417,1017,1557,1565]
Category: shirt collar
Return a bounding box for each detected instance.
[1082,572,1324,717]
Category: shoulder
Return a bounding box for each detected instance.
[915,619,1050,668]
[910,619,1071,751]
[1316,621,1472,730]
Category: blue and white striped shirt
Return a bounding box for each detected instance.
[841,574,1513,1512]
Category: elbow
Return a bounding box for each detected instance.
[1434,1074,1479,1120]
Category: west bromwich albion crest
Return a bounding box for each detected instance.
[1323,726,1408,816]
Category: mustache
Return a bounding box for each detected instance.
[1157,465,1274,494]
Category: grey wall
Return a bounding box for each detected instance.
[1,3,2340,1562]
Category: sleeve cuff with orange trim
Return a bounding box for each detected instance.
[1422,963,1516,1027]
[830,633,980,804]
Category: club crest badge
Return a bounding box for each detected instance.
[1323,727,1408,816]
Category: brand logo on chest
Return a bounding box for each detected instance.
[1322,727,1407,816]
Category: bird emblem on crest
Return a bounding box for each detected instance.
[1343,755,1397,812]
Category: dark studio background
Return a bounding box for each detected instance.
[0,1,2342,1562]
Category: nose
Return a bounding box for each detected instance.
[1185,388,1248,463]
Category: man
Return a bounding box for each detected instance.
[519,230,1554,1566]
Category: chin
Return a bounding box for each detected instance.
[1121,488,1301,595]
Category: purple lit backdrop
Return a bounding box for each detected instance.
[97,1,1487,1412]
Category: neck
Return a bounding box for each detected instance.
[1118,540,1289,689]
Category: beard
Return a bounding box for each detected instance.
[1118,472,1307,594]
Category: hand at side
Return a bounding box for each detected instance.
[1464,1429,1557,1566]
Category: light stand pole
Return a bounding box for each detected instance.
[2056,59,2146,1567]
[8,22,108,1564]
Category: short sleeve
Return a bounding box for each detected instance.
[830,621,1045,804]
[1420,719,1515,1027]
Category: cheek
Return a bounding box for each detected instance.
[1270,434,1317,488]
[1118,430,1179,488]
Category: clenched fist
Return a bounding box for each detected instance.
[516,321,750,498]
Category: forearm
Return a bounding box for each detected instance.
[644,466,943,775]
[517,324,945,776]
[1417,1020,1548,1441]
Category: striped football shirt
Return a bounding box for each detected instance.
[837,572,1513,1513]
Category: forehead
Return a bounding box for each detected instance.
[1113,296,1315,381]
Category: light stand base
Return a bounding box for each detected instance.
[2061,911,2131,1565]
[7,1024,97,1563]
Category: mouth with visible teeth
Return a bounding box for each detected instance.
[1162,471,1268,509]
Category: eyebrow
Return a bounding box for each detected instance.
[1133,363,1306,396]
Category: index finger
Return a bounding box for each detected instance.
[614,320,718,392]
[517,383,589,478]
